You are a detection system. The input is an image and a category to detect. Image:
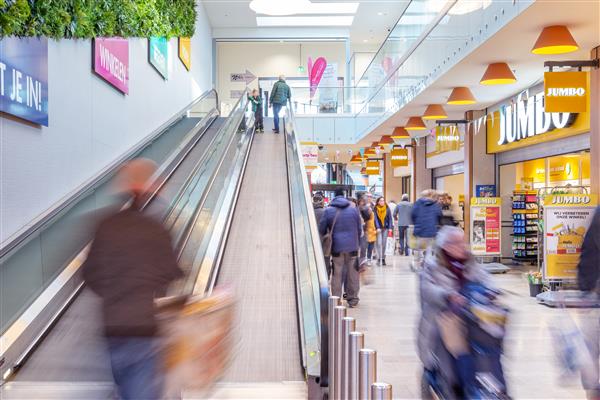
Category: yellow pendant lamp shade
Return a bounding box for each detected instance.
[531,25,579,55]
[406,116,426,130]
[423,104,448,120]
[480,62,516,85]
[379,135,394,145]
[447,87,476,105]
[391,127,410,139]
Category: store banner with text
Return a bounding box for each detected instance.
[300,142,319,170]
[436,125,461,153]
[93,38,129,94]
[543,194,597,279]
[366,160,380,175]
[149,37,168,79]
[0,37,49,126]
[544,71,588,113]
[178,37,191,71]
[470,197,501,255]
[390,148,409,167]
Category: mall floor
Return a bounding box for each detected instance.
[347,255,588,400]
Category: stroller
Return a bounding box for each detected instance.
[422,282,510,400]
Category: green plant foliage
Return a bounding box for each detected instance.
[0,0,196,38]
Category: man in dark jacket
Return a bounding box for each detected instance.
[394,194,413,255]
[83,159,183,399]
[411,190,442,264]
[269,75,291,134]
[319,189,362,307]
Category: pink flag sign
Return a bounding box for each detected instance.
[93,37,129,94]
[309,57,327,98]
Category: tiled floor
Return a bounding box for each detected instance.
[346,255,588,399]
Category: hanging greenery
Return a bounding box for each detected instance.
[0,0,197,39]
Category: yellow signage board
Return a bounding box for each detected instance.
[390,148,409,167]
[486,90,590,154]
[435,125,461,153]
[544,71,588,113]
[543,194,597,280]
[178,37,191,71]
[366,160,380,175]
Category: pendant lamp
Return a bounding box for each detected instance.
[532,25,579,55]
[447,87,476,105]
[480,63,516,85]
[391,127,410,139]
[364,147,376,157]
[406,116,426,130]
[423,104,448,120]
[379,135,394,145]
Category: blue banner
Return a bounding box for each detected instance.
[149,37,168,79]
[476,185,497,197]
[0,38,49,126]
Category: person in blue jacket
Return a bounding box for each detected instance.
[373,196,394,266]
[319,189,362,307]
[411,190,443,250]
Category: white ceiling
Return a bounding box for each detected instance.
[201,0,410,44]
[319,0,600,163]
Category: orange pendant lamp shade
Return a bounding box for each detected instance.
[423,104,448,120]
[531,25,578,55]
[391,127,410,139]
[447,87,476,105]
[379,135,394,145]
[364,147,376,156]
[406,116,426,130]
[350,155,362,163]
[480,62,516,85]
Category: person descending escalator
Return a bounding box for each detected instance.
[248,88,264,133]
[319,188,362,308]
[373,196,394,266]
[82,158,184,400]
[269,75,291,134]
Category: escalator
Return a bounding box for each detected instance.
[1,95,330,399]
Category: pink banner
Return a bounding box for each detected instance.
[94,38,129,94]
[309,57,327,98]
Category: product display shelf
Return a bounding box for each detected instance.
[511,190,539,261]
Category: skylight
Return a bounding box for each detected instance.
[257,16,355,27]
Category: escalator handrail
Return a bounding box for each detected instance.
[286,100,330,384]
[0,89,219,260]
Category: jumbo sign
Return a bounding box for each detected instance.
[544,71,588,113]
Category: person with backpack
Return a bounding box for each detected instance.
[319,188,362,307]
[269,75,291,134]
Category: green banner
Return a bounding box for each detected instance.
[149,37,168,79]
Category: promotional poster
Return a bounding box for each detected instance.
[470,197,501,255]
[149,37,169,79]
[93,38,129,94]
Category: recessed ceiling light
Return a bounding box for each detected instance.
[249,0,359,16]
[363,39,368,42]
[257,16,354,27]
[377,11,387,16]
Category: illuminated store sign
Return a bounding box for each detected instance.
[497,92,576,146]
[544,71,588,113]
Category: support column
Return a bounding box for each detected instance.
[591,46,600,194]
[413,140,431,201]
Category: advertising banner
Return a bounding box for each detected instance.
[300,141,319,170]
[435,125,461,153]
[544,71,588,113]
[93,38,129,94]
[178,37,191,71]
[470,197,502,255]
[149,37,168,79]
[366,160,380,175]
[0,37,49,126]
[543,194,597,279]
[309,57,326,98]
[390,148,409,167]
[476,185,496,197]
[318,62,338,113]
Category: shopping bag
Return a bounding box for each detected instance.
[385,233,395,256]
[158,287,237,395]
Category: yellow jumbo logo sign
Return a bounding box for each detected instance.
[544,71,588,113]
[544,194,597,207]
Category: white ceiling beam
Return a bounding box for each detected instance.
[212,27,350,40]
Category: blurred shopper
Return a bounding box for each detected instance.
[577,206,600,398]
[313,193,332,277]
[83,159,183,399]
[394,194,413,256]
[374,196,394,265]
[412,190,442,249]
[319,188,362,307]
[418,226,497,399]
[439,193,458,226]
[248,89,263,133]
[269,75,291,134]
[358,195,373,267]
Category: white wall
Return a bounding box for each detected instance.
[0,4,213,244]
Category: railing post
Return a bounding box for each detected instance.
[359,349,377,400]
[348,332,364,400]
[371,382,392,400]
[328,296,340,397]
[341,317,356,400]
[333,305,347,399]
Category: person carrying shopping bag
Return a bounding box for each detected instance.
[373,196,393,266]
